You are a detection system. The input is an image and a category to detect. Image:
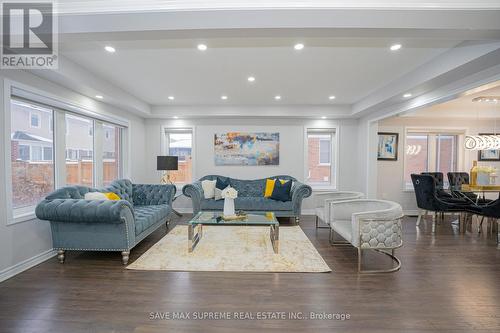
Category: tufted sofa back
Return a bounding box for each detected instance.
[132,184,175,206]
[45,185,99,200]
[198,175,297,197]
[106,179,134,205]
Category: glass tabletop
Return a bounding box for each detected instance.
[188,211,278,225]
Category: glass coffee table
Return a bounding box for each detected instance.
[187,212,279,254]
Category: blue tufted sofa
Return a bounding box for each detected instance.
[182,175,312,223]
[35,179,176,265]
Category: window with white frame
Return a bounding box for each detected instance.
[102,123,122,186]
[404,130,460,189]
[164,128,193,184]
[10,99,55,213]
[65,114,95,187]
[7,93,127,222]
[306,129,336,188]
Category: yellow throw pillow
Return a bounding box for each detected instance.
[264,179,276,197]
[264,179,289,198]
[103,192,120,201]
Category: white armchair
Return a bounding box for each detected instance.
[329,199,404,273]
[314,191,364,228]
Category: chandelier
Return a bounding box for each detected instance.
[464,96,500,150]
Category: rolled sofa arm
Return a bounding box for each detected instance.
[35,199,134,224]
[291,182,313,215]
[182,181,203,214]
[132,184,176,206]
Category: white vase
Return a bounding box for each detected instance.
[223,197,235,217]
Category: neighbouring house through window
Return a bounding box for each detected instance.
[164,129,193,184]
[306,129,336,188]
[8,94,127,222]
[10,99,54,212]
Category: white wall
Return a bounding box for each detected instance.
[377,116,500,212]
[0,70,148,280]
[143,117,361,212]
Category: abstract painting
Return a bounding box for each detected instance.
[377,132,399,161]
[214,132,279,166]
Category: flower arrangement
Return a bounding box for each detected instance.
[476,166,496,174]
[476,166,498,185]
[221,187,238,199]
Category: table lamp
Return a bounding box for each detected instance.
[157,156,178,184]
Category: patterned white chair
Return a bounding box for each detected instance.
[329,199,404,273]
[314,191,364,228]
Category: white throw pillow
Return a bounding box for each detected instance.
[84,192,109,201]
[201,180,216,199]
[214,187,223,201]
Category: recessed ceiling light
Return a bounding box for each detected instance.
[247,76,256,82]
[274,95,281,100]
[321,116,327,119]
[294,43,304,50]
[403,93,412,98]
[173,116,179,119]
[168,96,175,100]
[95,95,103,99]
[390,44,402,51]
[104,46,116,53]
[197,44,207,51]
[329,95,336,100]
[221,95,228,100]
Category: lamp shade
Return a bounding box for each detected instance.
[157,156,178,171]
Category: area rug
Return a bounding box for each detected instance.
[127,225,331,273]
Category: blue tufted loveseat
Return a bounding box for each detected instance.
[182,175,312,223]
[35,179,176,265]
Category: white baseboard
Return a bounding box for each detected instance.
[404,210,419,217]
[301,209,315,215]
[0,249,56,283]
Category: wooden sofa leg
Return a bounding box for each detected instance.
[57,250,65,264]
[295,216,300,225]
[121,251,130,265]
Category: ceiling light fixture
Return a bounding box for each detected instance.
[104,46,116,53]
[197,44,207,51]
[294,43,304,50]
[390,44,402,51]
[321,116,327,119]
[221,95,228,100]
[464,96,500,150]
[173,116,179,119]
[329,95,336,100]
[95,95,103,99]
[247,76,256,82]
[274,95,281,100]
[403,93,412,98]
[168,96,175,100]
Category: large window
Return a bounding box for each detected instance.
[306,129,336,188]
[103,124,122,186]
[10,99,54,212]
[404,130,459,189]
[165,129,193,184]
[65,114,94,187]
[6,90,128,223]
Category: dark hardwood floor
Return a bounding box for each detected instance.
[0,215,499,333]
